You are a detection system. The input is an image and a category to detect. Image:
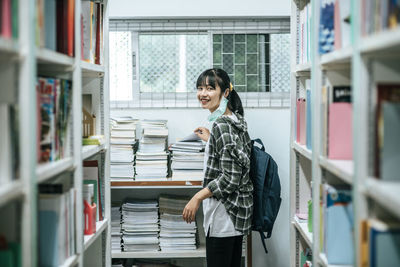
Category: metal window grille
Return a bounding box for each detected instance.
[109,18,290,108]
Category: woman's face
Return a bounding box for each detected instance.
[197,78,223,113]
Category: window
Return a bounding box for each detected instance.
[139,34,209,93]
[109,19,290,108]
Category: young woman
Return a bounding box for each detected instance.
[182,68,253,267]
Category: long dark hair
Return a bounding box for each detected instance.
[196,68,244,116]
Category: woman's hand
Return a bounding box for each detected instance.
[182,195,201,223]
[194,127,210,142]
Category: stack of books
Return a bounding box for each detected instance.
[121,200,159,252]
[159,195,197,251]
[110,116,138,180]
[135,120,169,180]
[170,133,205,181]
[111,206,121,251]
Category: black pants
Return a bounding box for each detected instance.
[206,234,243,267]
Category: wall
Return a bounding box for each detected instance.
[109,0,290,18]
[111,107,291,267]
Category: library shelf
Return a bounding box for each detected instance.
[0,37,19,56]
[82,144,106,160]
[360,27,400,55]
[295,63,311,74]
[60,254,80,267]
[84,218,109,251]
[0,180,24,207]
[293,216,312,248]
[36,157,75,183]
[292,142,312,161]
[111,180,203,189]
[81,61,105,77]
[318,156,353,184]
[318,253,353,267]
[36,48,74,67]
[319,46,353,67]
[112,245,206,259]
[365,177,400,220]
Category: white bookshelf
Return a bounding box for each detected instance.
[290,0,400,266]
[292,216,312,248]
[84,219,109,251]
[82,144,107,160]
[292,142,312,161]
[0,0,110,266]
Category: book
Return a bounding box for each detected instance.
[299,98,306,145]
[380,102,400,181]
[375,84,400,178]
[328,102,353,159]
[44,0,57,50]
[324,185,354,265]
[306,87,312,150]
[368,219,400,267]
[83,160,103,221]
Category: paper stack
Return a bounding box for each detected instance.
[110,116,138,180]
[135,120,169,180]
[170,133,205,181]
[111,206,122,251]
[159,195,197,251]
[121,200,160,252]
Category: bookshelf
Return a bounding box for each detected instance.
[0,0,110,266]
[110,180,250,266]
[290,0,400,266]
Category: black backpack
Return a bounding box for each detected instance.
[250,139,282,253]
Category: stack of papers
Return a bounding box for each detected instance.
[111,207,121,251]
[170,133,205,181]
[121,200,160,252]
[110,116,138,180]
[135,120,169,180]
[159,195,197,251]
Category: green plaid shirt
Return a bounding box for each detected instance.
[204,112,253,235]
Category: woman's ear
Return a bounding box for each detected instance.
[224,88,230,98]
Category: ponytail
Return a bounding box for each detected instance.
[227,87,244,116]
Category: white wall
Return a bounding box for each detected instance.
[109,0,290,18]
[111,107,291,267]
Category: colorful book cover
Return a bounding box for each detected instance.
[328,102,353,160]
[319,0,335,54]
[1,0,12,38]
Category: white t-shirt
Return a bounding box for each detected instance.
[202,114,242,237]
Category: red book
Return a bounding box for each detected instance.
[1,0,12,38]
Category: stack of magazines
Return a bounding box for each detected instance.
[159,195,197,251]
[111,206,122,251]
[121,200,160,252]
[170,133,205,181]
[110,116,138,180]
[135,120,169,180]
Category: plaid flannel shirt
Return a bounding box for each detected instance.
[204,112,254,235]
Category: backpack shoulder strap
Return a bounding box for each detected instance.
[259,231,268,253]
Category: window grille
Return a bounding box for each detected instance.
[109,18,290,108]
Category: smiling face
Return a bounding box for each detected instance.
[197,77,224,113]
